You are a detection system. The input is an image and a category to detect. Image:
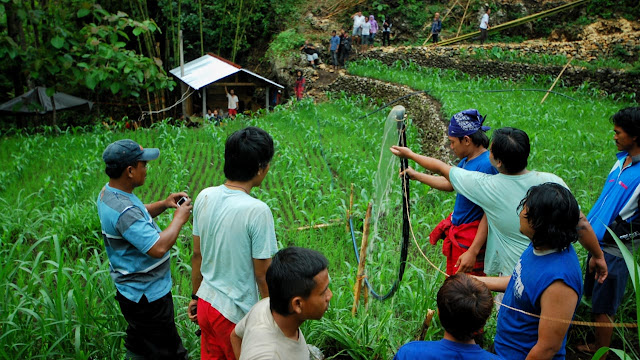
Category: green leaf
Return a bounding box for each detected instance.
[51,36,65,49]
[45,87,56,97]
[609,227,640,290]
[86,74,98,90]
[77,8,90,18]
[110,82,120,94]
[132,27,143,36]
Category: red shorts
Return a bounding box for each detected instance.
[197,298,236,360]
[228,109,237,116]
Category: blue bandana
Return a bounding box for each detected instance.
[448,109,490,137]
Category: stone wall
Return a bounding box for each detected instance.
[361,47,639,97]
[327,75,450,160]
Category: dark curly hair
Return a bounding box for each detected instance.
[517,182,579,251]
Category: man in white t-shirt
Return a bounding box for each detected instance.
[225,86,239,119]
[188,127,278,360]
[230,247,332,360]
[351,11,366,48]
[389,127,608,281]
[478,8,490,44]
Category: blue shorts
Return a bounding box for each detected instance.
[584,252,630,316]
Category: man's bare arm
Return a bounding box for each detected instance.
[253,258,271,299]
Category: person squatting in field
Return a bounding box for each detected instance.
[230,247,332,360]
[403,109,497,276]
[97,139,192,359]
[394,273,502,360]
[188,126,278,360]
[476,183,583,360]
[389,127,608,280]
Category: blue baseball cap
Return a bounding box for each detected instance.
[102,139,159,168]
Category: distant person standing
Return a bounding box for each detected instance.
[97,139,192,360]
[294,70,305,100]
[361,16,372,50]
[369,15,379,46]
[330,30,340,70]
[431,12,442,44]
[225,86,239,119]
[351,11,365,49]
[478,8,490,44]
[339,31,352,67]
[382,16,392,46]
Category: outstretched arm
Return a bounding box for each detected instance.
[390,146,453,181]
[402,166,454,191]
[473,275,510,292]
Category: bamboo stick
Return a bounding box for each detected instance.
[540,57,573,104]
[456,0,472,37]
[417,309,436,340]
[422,0,461,45]
[352,202,373,316]
[296,219,342,231]
[435,0,590,46]
[347,183,354,233]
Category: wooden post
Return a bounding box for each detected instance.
[456,0,472,37]
[540,57,573,104]
[417,309,436,340]
[352,202,373,316]
[346,183,354,233]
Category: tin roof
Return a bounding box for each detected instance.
[169,54,283,90]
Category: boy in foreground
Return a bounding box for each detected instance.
[394,273,501,359]
[230,247,332,360]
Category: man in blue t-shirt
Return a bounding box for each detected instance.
[330,30,340,70]
[580,107,640,356]
[97,139,192,359]
[403,109,497,276]
[394,273,501,360]
[476,183,583,360]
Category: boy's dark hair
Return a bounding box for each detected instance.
[105,160,138,179]
[332,30,336,34]
[267,247,329,316]
[611,107,640,146]
[518,182,579,251]
[224,127,274,181]
[490,127,530,174]
[437,273,493,342]
[459,129,489,148]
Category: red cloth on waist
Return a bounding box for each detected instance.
[429,213,485,276]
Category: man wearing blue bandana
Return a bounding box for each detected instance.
[406,109,497,276]
[390,127,608,282]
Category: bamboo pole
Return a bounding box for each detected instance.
[422,0,461,45]
[540,57,573,104]
[352,202,373,316]
[346,183,354,233]
[456,0,472,37]
[417,309,436,340]
[435,0,590,46]
[297,219,342,231]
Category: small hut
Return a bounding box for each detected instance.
[170,54,284,117]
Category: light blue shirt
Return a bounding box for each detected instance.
[97,184,171,303]
[330,35,340,51]
[193,186,277,323]
[449,169,567,275]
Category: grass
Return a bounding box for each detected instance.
[1,60,638,359]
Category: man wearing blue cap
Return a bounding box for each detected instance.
[390,127,608,282]
[403,109,496,276]
[97,139,192,359]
